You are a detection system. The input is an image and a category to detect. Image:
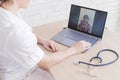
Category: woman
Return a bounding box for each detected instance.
[0,0,91,80]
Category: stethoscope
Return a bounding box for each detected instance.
[74,49,119,77]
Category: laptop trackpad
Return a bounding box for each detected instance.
[62,38,76,47]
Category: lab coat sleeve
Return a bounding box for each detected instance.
[5,28,44,69]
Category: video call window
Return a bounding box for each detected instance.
[77,8,96,33]
[68,5,107,38]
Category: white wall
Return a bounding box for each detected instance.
[21,0,120,33]
[20,0,69,26]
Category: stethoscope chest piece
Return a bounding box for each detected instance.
[73,49,119,77]
[80,57,102,77]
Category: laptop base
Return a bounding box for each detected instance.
[52,28,99,47]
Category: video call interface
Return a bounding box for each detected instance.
[68,5,107,38]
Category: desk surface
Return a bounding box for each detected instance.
[33,20,120,80]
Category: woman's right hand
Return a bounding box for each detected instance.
[70,40,91,54]
[38,40,91,70]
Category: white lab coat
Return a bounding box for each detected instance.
[0,7,54,80]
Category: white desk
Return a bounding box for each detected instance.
[33,20,120,80]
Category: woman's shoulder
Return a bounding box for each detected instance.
[0,7,11,27]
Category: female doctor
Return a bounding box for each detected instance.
[0,0,91,80]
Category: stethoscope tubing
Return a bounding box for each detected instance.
[77,49,119,67]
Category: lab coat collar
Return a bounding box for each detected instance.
[0,7,32,32]
[0,7,22,24]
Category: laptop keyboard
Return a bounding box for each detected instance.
[52,28,99,47]
[61,29,98,45]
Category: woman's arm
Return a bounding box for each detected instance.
[37,41,91,70]
[37,36,46,45]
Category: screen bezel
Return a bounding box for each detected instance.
[68,4,108,38]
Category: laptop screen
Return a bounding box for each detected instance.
[68,4,108,38]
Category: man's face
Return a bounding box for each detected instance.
[84,18,89,22]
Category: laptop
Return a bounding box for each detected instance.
[52,4,108,47]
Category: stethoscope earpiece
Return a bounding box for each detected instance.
[74,49,119,77]
[74,49,119,67]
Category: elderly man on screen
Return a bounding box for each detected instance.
[77,15,91,33]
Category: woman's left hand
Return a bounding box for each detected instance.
[42,40,59,53]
